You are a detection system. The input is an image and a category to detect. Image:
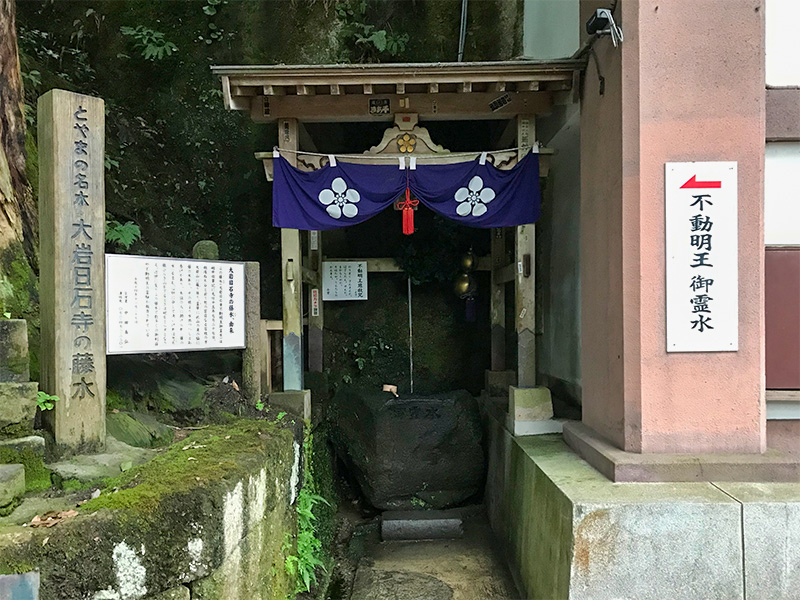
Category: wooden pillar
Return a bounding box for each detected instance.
[307,230,323,372]
[242,261,262,403]
[490,228,506,370]
[280,118,304,391]
[516,115,536,387]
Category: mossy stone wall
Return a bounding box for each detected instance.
[0,421,300,600]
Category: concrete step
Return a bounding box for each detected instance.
[381,509,463,541]
[0,464,25,508]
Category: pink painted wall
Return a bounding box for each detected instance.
[580,0,766,453]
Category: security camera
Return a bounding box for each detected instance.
[586,8,624,46]
[586,9,611,35]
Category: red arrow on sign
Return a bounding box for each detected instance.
[680,175,721,189]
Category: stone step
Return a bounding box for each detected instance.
[0,436,45,457]
[0,464,25,508]
[381,509,464,541]
[0,382,38,431]
[0,319,30,383]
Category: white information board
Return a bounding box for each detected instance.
[322,261,368,301]
[106,254,246,354]
[665,162,738,352]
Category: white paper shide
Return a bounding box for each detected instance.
[665,161,738,352]
[106,255,246,354]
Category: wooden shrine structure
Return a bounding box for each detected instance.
[212,60,583,394]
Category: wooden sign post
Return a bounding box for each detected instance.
[39,89,106,452]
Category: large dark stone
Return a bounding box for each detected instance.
[328,388,484,510]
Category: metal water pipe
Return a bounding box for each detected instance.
[458,0,468,62]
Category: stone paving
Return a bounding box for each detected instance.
[350,513,522,600]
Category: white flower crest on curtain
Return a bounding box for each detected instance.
[319,177,360,219]
[454,175,495,217]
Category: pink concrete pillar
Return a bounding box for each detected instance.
[580,0,766,453]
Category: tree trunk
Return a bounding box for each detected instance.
[0,0,37,273]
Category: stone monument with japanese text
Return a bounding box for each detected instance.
[39,90,106,452]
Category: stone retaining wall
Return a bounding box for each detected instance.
[0,421,301,600]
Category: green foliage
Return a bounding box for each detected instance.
[120,25,178,61]
[202,0,223,17]
[105,217,142,250]
[36,391,59,411]
[336,0,409,61]
[284,425,331,595]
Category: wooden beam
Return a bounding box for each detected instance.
[297,85,316,96]
[330,84,342,95]
[247,91,552,123]
[460,82,473,93]
[308,231,323,372]
[263,84,285,96]
[494,81,507,92]
[260,320,272,395]
[428,83,439,93]
[515,115,536,387]
[493,262,517,285]
[517,81,540,92]
[490,228,507,371]
[363,83,373,95]
[396,83,406,95]
[280,118,304,391]
[242,262,262,403]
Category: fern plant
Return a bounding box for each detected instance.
[105,217,142,251]
[284,426,330,594]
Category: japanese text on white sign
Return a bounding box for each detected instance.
[665,162,738,352]
[322,261,368,301]
[106,255,246,354]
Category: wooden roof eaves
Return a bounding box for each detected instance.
[211,59,584,76]
[211,59,586,88]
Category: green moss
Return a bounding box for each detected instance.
[0,243,39,381]
[105,389,134,412]
[81,419,291,516]
[0,447,51,493]
[0,423,34,439]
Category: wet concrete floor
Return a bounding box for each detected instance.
[350,513,524,600]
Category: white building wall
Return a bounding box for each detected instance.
[765,142,800,245]
[523,0,580,59]
[766,0,800,86]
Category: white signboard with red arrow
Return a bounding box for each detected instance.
[665,162,738,352]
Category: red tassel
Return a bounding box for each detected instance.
[400,187,418,235]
